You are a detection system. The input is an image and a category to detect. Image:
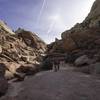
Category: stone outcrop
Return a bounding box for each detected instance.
[48,0,100,64]
[84,0,100,28]
[16,64,40,75]
[16,28,46,53]
[0,20,47,80]
[46,0,100,76]
[74,55,90,66]
[0,20,15,35]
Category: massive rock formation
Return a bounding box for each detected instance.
[0,20,47,80]
[16,28,46,53]
[48,0,100,63]
[84,0,100,28]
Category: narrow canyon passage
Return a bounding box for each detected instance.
[1,66,100,100]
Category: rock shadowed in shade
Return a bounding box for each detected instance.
[0,63,8,97]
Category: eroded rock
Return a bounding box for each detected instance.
[74,55,90,66]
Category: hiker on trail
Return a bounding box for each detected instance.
[53,59,60,72]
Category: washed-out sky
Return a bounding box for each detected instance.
[0,0,95,43]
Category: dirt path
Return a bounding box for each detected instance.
[1,66,100,100]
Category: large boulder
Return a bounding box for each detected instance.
[74,55,90,66]
[16,64,39,75]
[5,70,14,80]
[0,62,21,80]
[4,62,20,80]
[4,62,37,80]
[74,62,100,75]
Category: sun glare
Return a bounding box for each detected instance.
[49,14,61,21]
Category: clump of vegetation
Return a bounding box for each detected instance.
[41,57,53,70]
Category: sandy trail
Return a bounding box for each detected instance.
[1,65,100,100]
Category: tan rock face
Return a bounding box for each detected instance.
[0,62,20,80]
[0,22,47,63]
[0,20,47,80]
[0,45,2,53]
[0,20,15,35]
[16,28,47,53]
[62,37,77,51]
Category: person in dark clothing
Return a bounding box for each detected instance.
[53,59,60,72]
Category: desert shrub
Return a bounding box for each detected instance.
[41,58,53,70]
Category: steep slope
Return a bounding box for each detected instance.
[0,22,47,63]
[0,20,15,35]
[48,0,100,62]
[16,28,46,53]
[0,20,47,80]
[84,0,100,28]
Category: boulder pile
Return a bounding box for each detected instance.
[0,20,47,81]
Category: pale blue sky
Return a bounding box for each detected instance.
[0,0,95,43]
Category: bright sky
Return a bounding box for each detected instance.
[0,0,95,43]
